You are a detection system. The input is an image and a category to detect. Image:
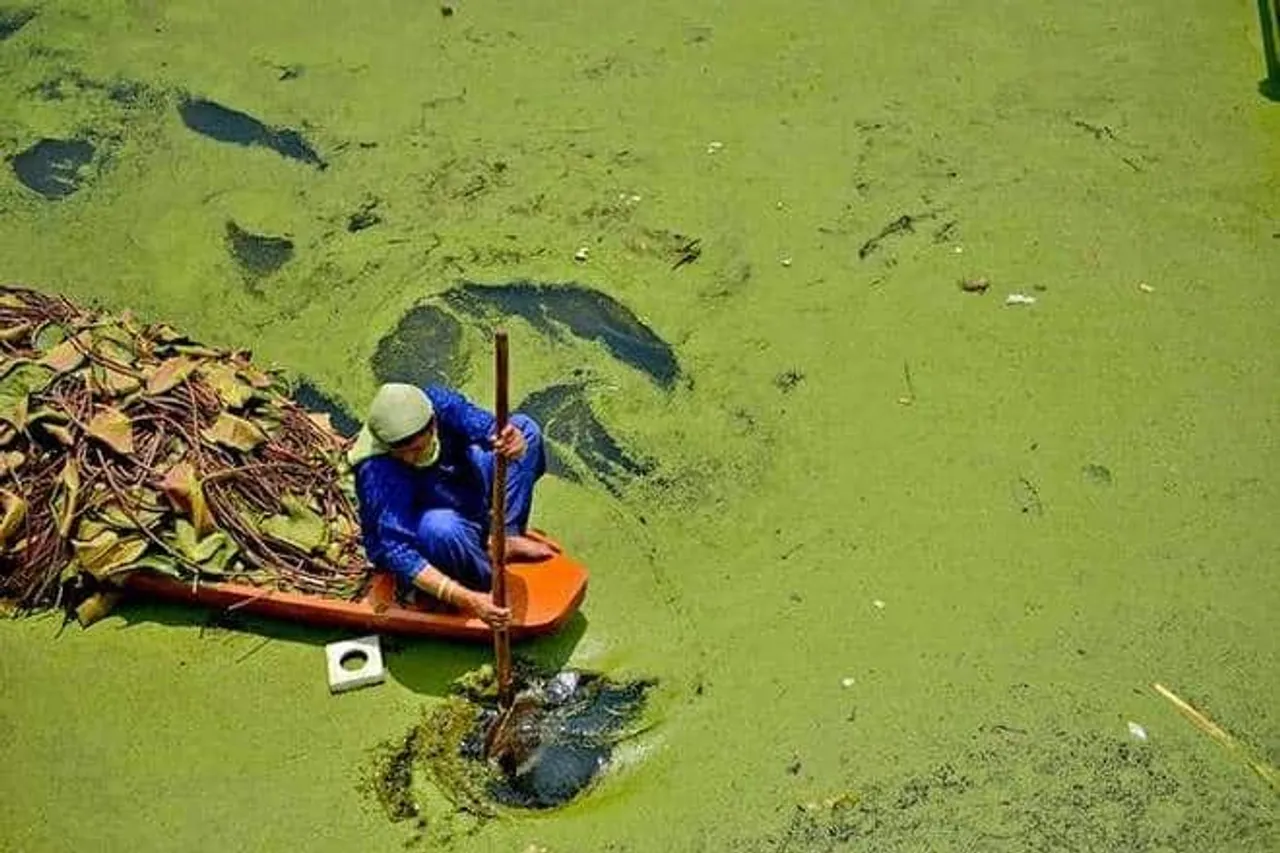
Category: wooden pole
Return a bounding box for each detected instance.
[489,329,513,708]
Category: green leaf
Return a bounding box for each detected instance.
[86,406,134,455]
[55,457,81,538]
[71,529,149,579]
[0,451,25,476]
[160,461,213,536]
[75,591,123,627]
[0,362,56,428]
[198,361,256,409]
[125,554,183,579]
[260,494,329,554]
[202,412,268,452]
[0,322,32,343]
[167,520,238,576]
[0,489,27,548]
[145,356,197,395]
[33,322,67,352]
[38,331,90,374]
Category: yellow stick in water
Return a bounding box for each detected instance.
[1152,682,1279,791]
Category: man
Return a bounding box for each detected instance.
[348,382,556,628]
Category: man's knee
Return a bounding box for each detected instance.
[417,508,469,545]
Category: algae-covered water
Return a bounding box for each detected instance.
[2,1,1278,850]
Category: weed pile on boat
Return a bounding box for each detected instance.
[0,284,369,624]
[362,661,654,842]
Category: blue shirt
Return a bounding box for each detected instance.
[352,385,497,580]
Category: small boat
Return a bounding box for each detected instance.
[122,532,588,642]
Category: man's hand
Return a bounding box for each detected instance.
[491,422,526,460]
[462,589,510,629]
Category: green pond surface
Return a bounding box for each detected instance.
[2,0,1278,850]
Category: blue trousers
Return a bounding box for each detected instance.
[414,414,546,592]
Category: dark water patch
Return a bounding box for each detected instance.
[442,281,680,390]
[370,303,468,389]
[468,671,654,809]
[516,382,654,494]
[225,221,293,276]
[289,378,360,437]
[178,97,327,170]
[361,664,654,840]
[346,197,381,232]
[0,7,35,41]
[9,138,95,199]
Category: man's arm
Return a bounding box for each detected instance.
[426,385,497,446]
[410,563,509,628]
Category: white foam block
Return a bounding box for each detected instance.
[325,634,386,693]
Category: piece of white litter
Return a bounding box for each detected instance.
[573,246,590,263]
[841,677,856,688]
[953,246,964,254]
[706,141,724,154]
[872,599,886,609]
[781,257,793,267]
[1138,282,1154,293]
[325,635,386,694]
[1127,721,1148,741]
[1005,293,1037,306]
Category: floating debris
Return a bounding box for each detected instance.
[958,277,990,293]
[774,368,805,393]
[346,197,381,233]
[225,221,294,277]
[9,138,95,199]
[1082,463,1113,486]
[858,213,933,260]
[1127,721,1148,741]
[178,97,327,170]
[1005,293,1037,306]
[442,281,681,390]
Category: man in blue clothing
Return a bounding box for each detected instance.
[348,382,556,628]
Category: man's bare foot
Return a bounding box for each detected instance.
[503,534,556,562]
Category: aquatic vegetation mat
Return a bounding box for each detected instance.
[362,662,654,842]
[0,284,370,622]
[731,720,1278,852]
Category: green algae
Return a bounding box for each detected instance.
[1,0,1278,851]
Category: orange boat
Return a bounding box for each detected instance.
[122,533,588,642]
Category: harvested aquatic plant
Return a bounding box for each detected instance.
[0,284,370,621]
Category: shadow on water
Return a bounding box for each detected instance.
[370,303,469,389]
[1259,0,1280,101]
[442,281,681,390]
[178,96,327,170]
[108,596,584,699]
[9,138,95,199]
[517,382,654,495]
[0,7,35,41]
[289,377,360,438]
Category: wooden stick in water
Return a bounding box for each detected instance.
[1152,682,1279,790]
[490,330,513,709]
